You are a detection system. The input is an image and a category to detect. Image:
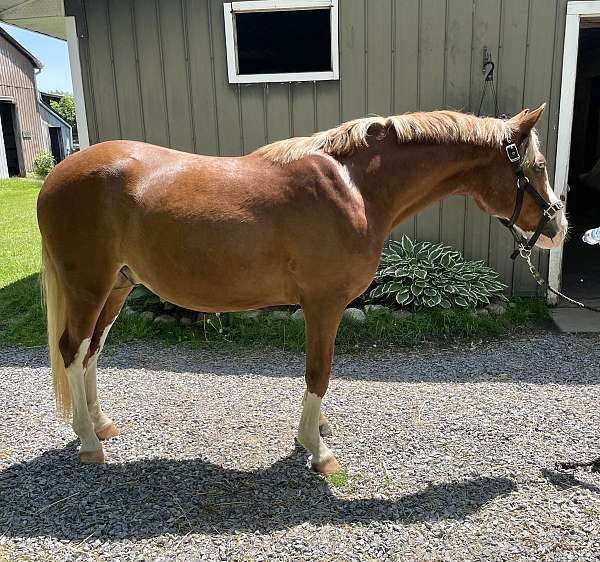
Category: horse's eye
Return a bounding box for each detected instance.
[534,161,546,172]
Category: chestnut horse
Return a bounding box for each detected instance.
[38,105,567,473]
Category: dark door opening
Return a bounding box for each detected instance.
[562,26,600,301]
[0,102,21,176]
[49,126,64,163]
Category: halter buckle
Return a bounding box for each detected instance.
[505,143,520,163]
[543,200,563,219]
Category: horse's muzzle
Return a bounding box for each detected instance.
[536,212,568,249]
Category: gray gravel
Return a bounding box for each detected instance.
[1,332,600,561]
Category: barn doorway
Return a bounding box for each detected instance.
[561,24,600,302]
[0,101,22,176]
[49,126,64,163]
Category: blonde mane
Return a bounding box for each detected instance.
[254,110,540,166]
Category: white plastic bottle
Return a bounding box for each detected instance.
[582,227,600,245]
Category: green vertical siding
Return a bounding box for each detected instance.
[489,0,529,291]
[391,0,420,241]
[133,0,169,147]
[185,0,219,155]
[108,0,144,142]
[440,0,473,254]
[71,0,566,295]
[415,0,446,244]
[339,0,366,121]
[464,0,500,266]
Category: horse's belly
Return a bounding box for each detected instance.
[125,238,297,312]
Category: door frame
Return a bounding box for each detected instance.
[0,99,25,177]
[549,1,600,302]
[0,105,7,179]
[49,126,64,162]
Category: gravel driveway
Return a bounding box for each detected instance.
[1,332,600,561]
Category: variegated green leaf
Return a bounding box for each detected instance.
[401,235,414,254]
[411,284,423,296]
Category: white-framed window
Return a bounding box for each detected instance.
[223,0,339,84]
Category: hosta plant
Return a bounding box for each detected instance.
[368,236,507,310]
[127,284,177,313]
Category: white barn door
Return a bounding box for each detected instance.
[549,1,600,302]
[0,112,8,179]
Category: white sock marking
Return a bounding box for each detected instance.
[85,316,117,430]
[297,391,333,465]
[66,337,101,453]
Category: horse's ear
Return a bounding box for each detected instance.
[509,108,530,123]
[511,103,546,136]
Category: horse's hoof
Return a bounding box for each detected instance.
[96,422,119,441]
[312,455,340,475]
[319,422,333,437]
[79,449,106,464]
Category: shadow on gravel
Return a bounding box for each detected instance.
[541,468,600,494]
[0,442,516,540]
[2,335,599,385]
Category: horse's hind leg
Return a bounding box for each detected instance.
[86,279,133,440]
[59,290,113,464]
[42,246,126,463]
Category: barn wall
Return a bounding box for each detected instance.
[69,0,569,295]
[39,102,74,158]
[0,34,48,174]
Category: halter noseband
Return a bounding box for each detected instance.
[498,141,564,260]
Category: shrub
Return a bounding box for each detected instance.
[368,236,507,310]
[33,150,55,178]
[128,284,177,313]
[50,94,76,128]
[50,94,78,141]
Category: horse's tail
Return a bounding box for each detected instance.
[40,244,71,419]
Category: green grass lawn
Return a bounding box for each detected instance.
[0,177,549,351]
[0,178,44,346]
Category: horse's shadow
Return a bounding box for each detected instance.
[0,441,516,540]
[541,467,600,494]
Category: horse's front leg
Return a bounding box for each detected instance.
[300,397,333,436]
[297,300,344,475]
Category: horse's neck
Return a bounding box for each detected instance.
[346,141,491,235]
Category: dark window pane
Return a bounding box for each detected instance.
[235,9,332,75]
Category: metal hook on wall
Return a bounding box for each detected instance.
[477,47,500,118]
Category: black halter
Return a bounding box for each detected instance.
[500,140,600,313]
[498,141,564,260]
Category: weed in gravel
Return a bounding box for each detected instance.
[326,468,349,488]
[344,471,366,495]
[380,459,393,488]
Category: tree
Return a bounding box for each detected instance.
[50,94,77,139]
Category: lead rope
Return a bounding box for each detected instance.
[523,245,600,471]
[517,247,600,312]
